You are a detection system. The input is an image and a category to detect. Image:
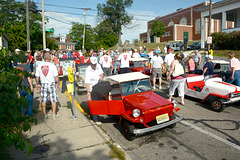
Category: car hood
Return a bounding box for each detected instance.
[123,91,172,110]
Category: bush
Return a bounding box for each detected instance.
[0,47,37,157]
[212,31,240,50]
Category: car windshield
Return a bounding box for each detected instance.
[221,64,230,71]
[120,78,152,96]
[134,60,148,68]
[77,64,89,74]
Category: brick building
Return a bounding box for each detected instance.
[139,1,227,44]
[54,36,76,52]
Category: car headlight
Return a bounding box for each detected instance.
[133,109,140,118]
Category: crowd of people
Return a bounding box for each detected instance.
[12,46,240,122]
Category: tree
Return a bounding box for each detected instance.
[94,20,118,49]
[133,39,138,44]
[0,48,37,157]
[151,20,165,38]
[97,0,133,45]
[67,22,95,51]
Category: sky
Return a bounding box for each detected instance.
[17,0,222,43]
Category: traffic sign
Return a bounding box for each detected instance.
[207,36,212,44]
[45,29,54,32]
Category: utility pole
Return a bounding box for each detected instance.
[42,0,46,50]
[26,0,30,51]
[207,0,212,51]
[81,8,91,53]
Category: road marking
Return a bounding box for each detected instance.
[181,120,240,151]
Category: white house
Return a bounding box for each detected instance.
[196,0,240,48]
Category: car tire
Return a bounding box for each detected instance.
[124,121,135,141]
[210,99,226,112]
[168,114,176,128]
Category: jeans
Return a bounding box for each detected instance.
[62,75,68,93]
[227,70,240,87]
[114,62,120,75]
[19,91,34,117]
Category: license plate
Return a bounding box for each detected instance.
[156,113,169,124]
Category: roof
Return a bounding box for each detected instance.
[130,58,148,62]
[211,60,229,64]
[195,0,240,12]
[107,72,150,83]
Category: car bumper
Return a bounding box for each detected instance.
[133,115,183,134]
[222,97,240,104]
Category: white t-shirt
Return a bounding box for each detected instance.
[132,52,140,58]
[151,56,163,68]
[85,64,103,92]
[148,51,154,59]
[99,55,112,68]
[117,52,131,68]
[36,62,58,83]
[164,53,175,67]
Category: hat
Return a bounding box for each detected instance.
[194,50,198,53]
[90,57,97,64]
[168,49,172,51]
[27,50,31,53]
[45,48,50,52]
[15,49,21,52]
[44,53,51,60]
[134,49,137,52]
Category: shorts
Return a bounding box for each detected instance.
[41,83,58,103]
[169,78,186,97]
[152,68,162,78]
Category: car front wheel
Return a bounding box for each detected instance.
[210,99,226,112]
[124,121,135,141]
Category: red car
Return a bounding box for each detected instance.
[88,72,183,140]
[129,58,151,75]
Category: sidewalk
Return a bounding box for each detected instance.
[10,82,131,160]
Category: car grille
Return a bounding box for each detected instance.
[232,93,240,98]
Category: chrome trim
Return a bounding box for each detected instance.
[133,115,183,134]
[222,97,240,104]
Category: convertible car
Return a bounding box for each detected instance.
[185,74,240,112]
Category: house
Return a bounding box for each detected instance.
[196,0,240,48]
[0,32,9,50]
[54,36,76,52]
[139,1,232,44]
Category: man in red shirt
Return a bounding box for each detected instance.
[80,52,88,64]
[27,50,34,73]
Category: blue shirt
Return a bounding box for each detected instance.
[203,61,214,76]
[67,52,72,58]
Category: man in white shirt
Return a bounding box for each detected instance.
[150,52,164,89]
[117,49,131,74]
[35,53,60,120]
[99,51,113,76]
[132,49,140,58]
[164,49,175,77]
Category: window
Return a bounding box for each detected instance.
[180,17,187,25]
[66,45,71,50]
[211,19,214,33]
[59,44,61,49]
[168,21,174,26]
[195,18,200,34]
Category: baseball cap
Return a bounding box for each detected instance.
[168,49,172,51]
[194,50,198,53]
[15,49,21,52]
[45,48,50,52]
[134,49,137,52]
[90,57,97,64]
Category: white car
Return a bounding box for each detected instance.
[185,74,240,112]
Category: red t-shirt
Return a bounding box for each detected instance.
[80,56,86,64]
[62,55,67,58]
[28,54,34,64]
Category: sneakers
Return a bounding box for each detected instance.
[153,86,156,89]
[43,114,50,121]
[53,114,60,120]
[159,86,162,89]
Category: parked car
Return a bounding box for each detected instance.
[189,42,213,50]
[75,63,90,91]
[194,60,231,82]
[184,74,240,112]
[88,72,183,140]
[129,58,151,75]
[166,43,181,51]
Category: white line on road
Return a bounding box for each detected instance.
[181,120,240,151]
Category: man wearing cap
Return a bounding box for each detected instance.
[99,51,113,76]
[193,50,201,69]
[132,49,140,58]
[117,49,131,74]
[35,53,60,120]
[202,56,214,80]
[164,49,175,77]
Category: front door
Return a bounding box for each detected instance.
[88,100,125,115]
[183,32,189,41]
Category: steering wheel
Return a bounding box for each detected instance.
[134,85,149,93]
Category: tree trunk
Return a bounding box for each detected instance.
[118,27,122,45]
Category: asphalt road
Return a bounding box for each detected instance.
[75,78,240,160]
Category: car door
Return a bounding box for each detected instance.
[88,100,125,115]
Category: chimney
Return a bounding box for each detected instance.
[67,36,70,42]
